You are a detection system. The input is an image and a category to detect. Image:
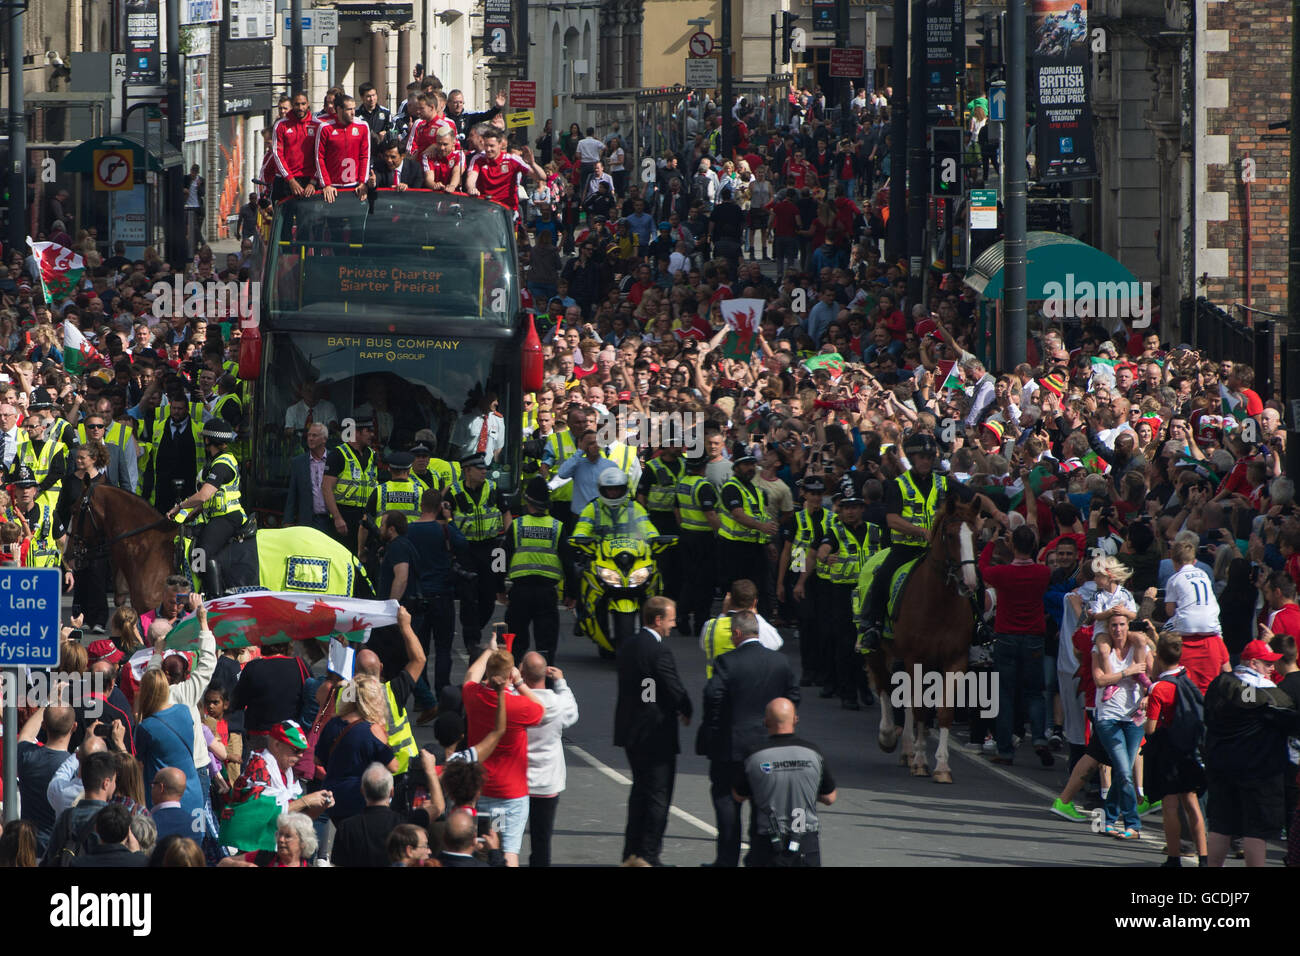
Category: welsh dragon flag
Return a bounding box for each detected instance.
[28,237,84,306]
[719,298,766,359]
[935,359,964,392]
[63,320,103,374]
[163,591,402,654]
[803,351,845,379]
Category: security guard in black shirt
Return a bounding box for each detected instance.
[717,443,776,618]
[816,490,884,709]
[674,449,721,636]
[503,477,566,664]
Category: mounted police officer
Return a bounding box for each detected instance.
[447,452,511,653]
[858,430,1000,650]
[504,477,567,664]
[717,442,776,618]
[674,449,720,636]
[322,415,379,555]
[817,487,885,709]
[167,421,247,595]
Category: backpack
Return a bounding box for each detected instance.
[52,808,102,867]
[1154,671,1205,757]
[690,175,711,206]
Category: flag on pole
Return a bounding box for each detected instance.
[28,238,84,306]
[62,320,103,375]
[719,298,766,359]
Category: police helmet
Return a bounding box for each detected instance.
[902,431,939,458]
[597,467,629,506]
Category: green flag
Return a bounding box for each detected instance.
[219,794,283,853]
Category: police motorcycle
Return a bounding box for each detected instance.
[569,470,677,657]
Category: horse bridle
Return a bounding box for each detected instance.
[937,514,982,599]
[68,481,174,567]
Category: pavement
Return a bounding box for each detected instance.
[403,603,1290,867]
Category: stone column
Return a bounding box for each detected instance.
[396,25,412,111]
[371,24,390,107]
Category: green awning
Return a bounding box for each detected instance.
[964,231,1138,300]
[61,132,183,175]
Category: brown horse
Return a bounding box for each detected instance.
[66,483,185,614]
[864,496,984,784]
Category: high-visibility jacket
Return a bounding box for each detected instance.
[374,477,422,519]
[415,458,459,492]
[333,443,378,510]
[823,519,884,586]
[644,455,684,512]
[77,419,131,453]
[675,474,714,533]
[147,415,206,501]
[20,438,65,488]
[212,392,242,425]
[702,614,737,679]
[384,681,419,775]
[718,477,768,543]
[522,407,539,435]
[23,493,61,568]
[792,507,832,576]
[508,514,564,582]
[451,478,503,541]
[574,499,655,539]
[201,452,244,521]
[48,417,72,447]
[522,429,551,479]
[545,431,579,502]
[896,470,946,536]
[604,442,639,494]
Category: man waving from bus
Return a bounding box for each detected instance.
[272,92,319,202]
[316,94,371,203]
[464,130,545,219]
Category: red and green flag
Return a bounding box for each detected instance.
[935,359,964,392]
[28,238,84,306]
[719,298,766,360]
[803,351,845,379]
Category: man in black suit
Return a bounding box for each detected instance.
[283,422,332,533]
[436,808,506,866]
[698,610,800,867]
[142,384,202,514]
[331,764,405,867]
[369,137,425,191]
[614,596,692,866]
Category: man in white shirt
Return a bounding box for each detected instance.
[584,160,615,198]
[522,653,578,868]
[283,382,339,438]
[576,127,606,189]
[456,387,506,466]
[1164,537,1222,635]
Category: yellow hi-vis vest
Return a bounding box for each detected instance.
[508,514,564,582]
[48,417,72,447]
[823,518,884,586]
[425,458,459,490]
[24,493,61,568]
[77,419,130,455]
[334,443,378,509]
[644,455,684,512]
[718,477,768,543]
[148,415,206,500]
[604,442,639,494]
[21,439,64,487]
[201,452,244,521]
[896,470,946,536]
[675,474,713,532]
[702,614,737,679]
[545,431,579,502]
[792,507,830,576]
[452,478,503,541]
[375,477,422,519]
[384,681,419,775]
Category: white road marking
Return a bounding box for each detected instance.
[565,742,728,840]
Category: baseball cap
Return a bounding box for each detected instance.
[87,639,124,665]
[1240,639,1283,663]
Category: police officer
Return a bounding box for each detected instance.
[167,422,247,595]
[778,476,833,687]
[447,453,511,653]
[733,697,837,867]
[409,441,452,494]
[859,431,1003,649]
[19,393,67,496]
[638,444,684,597]
[574,469,656,539]
[12,465,63,569]
[359,450,423,565]
[322,416,379,555]
[816,490,884,709]
[504,477,566,664]
[717,442,776,618]
[674,449,720,636]
[540,405,589,525]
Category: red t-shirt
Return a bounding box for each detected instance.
[977,543,1051,634]
[1177,634,1230,694]
[462,681,544,799]
[1145,668,1184,728]
[1268,603,1300,639]
[315,119,371,188]
[1241,388,1263,417]
[422,150,465,187]
[469,152,530,210]
[770,200,800,237]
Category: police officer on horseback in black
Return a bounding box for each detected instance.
[858,431,1005,650]
[167,421,248,595]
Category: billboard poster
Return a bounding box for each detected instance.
[125,0,161,85]
[483,0,514,56]
[924,0,964,114]
[1031,0,1097,182]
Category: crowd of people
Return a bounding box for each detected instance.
[0,75,1297,869]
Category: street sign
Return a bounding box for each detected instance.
[688,31,714,57]
[829,48,865,78]
[280,9,338,46]
[508,80,536,110]
[93,149,134,191]
[506,110,534,129]
[685,57,719,88]
[988,81,1006,122]
[0,568,61,668]
[970,189,998,229]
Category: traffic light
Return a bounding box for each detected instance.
[931,128,963,196]
[781,12,800,63]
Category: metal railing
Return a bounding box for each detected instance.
[1178,296,1275,399]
